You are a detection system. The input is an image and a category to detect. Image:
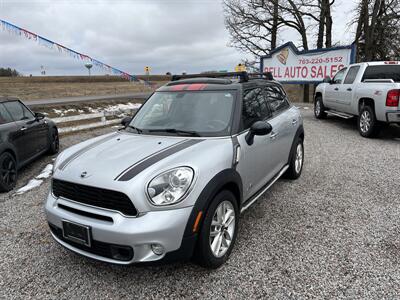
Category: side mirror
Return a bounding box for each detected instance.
[245,121,273,145]
[323,76,332,84]
[121,116,132,127]
[35,112,45,120]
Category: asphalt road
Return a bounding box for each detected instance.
[25,92,151,108]
[0,108,399,299]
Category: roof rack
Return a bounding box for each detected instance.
[170,71,275,83]
[171,71,250,82]
[248,72,274,80]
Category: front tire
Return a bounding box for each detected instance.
[0,152,17,192]
[48,127,59,154]
[358,105,380,138]
[195,190,239,269]
[314,96,327,119]
[284,138,304,179]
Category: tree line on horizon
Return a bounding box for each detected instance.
[0,67,20,77]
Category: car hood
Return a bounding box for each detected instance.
[54,131,204,182]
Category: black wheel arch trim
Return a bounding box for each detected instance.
[183,168,243,238]
[288,125,304,163]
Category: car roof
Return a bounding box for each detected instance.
[0,96,20,102]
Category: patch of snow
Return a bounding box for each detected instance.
[14,179,43,195]
[102,102,142,113]
[52,108,64,116]
[87,107,99,113]
[52,108,77,116]
[36,164,53,179]
[303,107,310,110]
[14,164,53,195]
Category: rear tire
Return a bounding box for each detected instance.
[284,138,304,180]
[194,190,239,269]
[0,152,17,192]
[48,127,59,154]
[314,96,327,119]
[358,105,380,138]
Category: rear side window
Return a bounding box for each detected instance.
[241,88,272,130]
[265,85,289,114]
[344,66,360,84]
[362,65,400,82]
[3,101,34,121]
[0,104,14,124]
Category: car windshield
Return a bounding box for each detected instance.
[127,91,236,137]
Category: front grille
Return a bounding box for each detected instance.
[52,179,137,216]
[49,223,134,262]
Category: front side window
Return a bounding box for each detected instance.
[0,103,14,124]
[266,85,289,114]
[241,88,271,130]
[128,91,235,137]
[3,101,34,121]
[332,68,347,84]
[344,66,360,84]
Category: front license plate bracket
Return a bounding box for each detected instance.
[62,220,91,247]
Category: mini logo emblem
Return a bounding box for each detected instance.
[80,171,88,178]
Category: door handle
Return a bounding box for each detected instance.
[270,132,278,140]
[20,126,27,131]
[292,119,298,126]
[347,88,352,91]
[334,87,339,91]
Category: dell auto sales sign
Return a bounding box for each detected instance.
[260,42,356,83]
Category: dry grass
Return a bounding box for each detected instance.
[0,76,169,101]
[0,75,312,102]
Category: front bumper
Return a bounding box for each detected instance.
[386,111,400,123]
[45,193,194,265]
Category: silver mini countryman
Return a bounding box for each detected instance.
[46,72,304,268]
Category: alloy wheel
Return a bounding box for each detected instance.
[295,143,303,174]
[360,111,371,133]
[315,100,321,116]
[209,201,236,258]
[1,156,16,187]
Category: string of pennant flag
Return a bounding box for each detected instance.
[0,19,142,82]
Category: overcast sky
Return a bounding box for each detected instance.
[0,0,356,76]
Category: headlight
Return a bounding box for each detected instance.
[147,167,194,206]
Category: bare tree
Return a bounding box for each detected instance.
[354,0,400,61]
[223,0,280,56]
[223,0,336,102]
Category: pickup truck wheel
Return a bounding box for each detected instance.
[358,106,380,138]
[314,96,327,119]
[194,190,239,269]
[284,137,304,179]
[0,152,17,192]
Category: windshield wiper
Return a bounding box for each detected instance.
[148,128,201,137]
[127,125,143,134]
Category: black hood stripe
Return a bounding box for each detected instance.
[58,133,119,170]
[117,139,204,181]
[114,139,187,180]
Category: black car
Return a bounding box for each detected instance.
[0,97,59,192]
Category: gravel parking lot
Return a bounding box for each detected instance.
[1,107,399,299]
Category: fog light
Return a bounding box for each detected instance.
[151,243,164,255]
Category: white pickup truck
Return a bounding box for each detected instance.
[314,61,400,137]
